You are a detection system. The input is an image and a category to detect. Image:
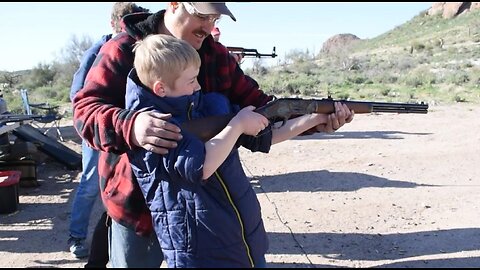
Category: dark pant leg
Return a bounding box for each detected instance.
[84,211,109,268]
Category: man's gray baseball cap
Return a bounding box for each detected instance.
[188,2,236,21]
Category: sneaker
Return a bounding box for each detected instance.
[68,237,89,259]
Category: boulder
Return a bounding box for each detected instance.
[320,33,360,55]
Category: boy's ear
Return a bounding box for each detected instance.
[153,81,166,97]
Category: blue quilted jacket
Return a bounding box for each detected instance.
[125,69,271,268]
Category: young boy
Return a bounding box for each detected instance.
[125,34,330,268]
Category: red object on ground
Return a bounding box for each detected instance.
[0,170,22,214]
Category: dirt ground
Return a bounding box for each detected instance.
[0,103,479,268]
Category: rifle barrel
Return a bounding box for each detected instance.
[335,100,428,114]
[369,101,429,114]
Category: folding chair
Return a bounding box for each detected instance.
[20,89,64,142]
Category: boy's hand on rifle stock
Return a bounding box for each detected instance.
[233,106,269,136]
[313,102,355,134]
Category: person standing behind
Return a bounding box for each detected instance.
[211,26,221,42]
[125,34,336,267]
[72,2,353,267]
[210,26,243,63]
[68,2,150,264]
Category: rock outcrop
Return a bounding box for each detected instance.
[427,2,480,19]
[320,33,360,55]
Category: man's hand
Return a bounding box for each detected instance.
[130,111,183,155]
[315,102,354,133]
[231,53,243,64]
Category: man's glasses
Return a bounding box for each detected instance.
[182,2,221,24]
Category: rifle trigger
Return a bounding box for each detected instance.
[271,118,287,129]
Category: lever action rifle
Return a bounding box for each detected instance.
[226,46,277,58]
[180,96,429,142]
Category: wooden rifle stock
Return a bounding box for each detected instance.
[180,97,429,142]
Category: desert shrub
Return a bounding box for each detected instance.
[375,72,398,84]
[346,75,368,84]
[411,41,426,51]
[467,68,480,88]
[31,86,70,104]
[454,94,467,102]
[380,88,391,97]
[402,67,437,88]
[445,71,470,85]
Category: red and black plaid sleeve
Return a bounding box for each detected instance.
[73,33,138,154]
[73,33,153,235]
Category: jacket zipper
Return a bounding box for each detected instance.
[187,102,254,267]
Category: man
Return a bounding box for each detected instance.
[68,2,154,267]
[211,26,221,42]
[73,2,353,267]
[210,26,243,63]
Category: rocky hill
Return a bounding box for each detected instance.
[250,3,480,104]
[321,2,480,56]
[427,2,480,19]
[320,34,360,55]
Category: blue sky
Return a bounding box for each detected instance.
[0,2,433,71]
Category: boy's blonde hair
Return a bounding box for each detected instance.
[133,34,201,90]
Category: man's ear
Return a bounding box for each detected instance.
[153,81,166,97]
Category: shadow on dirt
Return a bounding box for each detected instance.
[266,228,480,268]
[254,169,437,193]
